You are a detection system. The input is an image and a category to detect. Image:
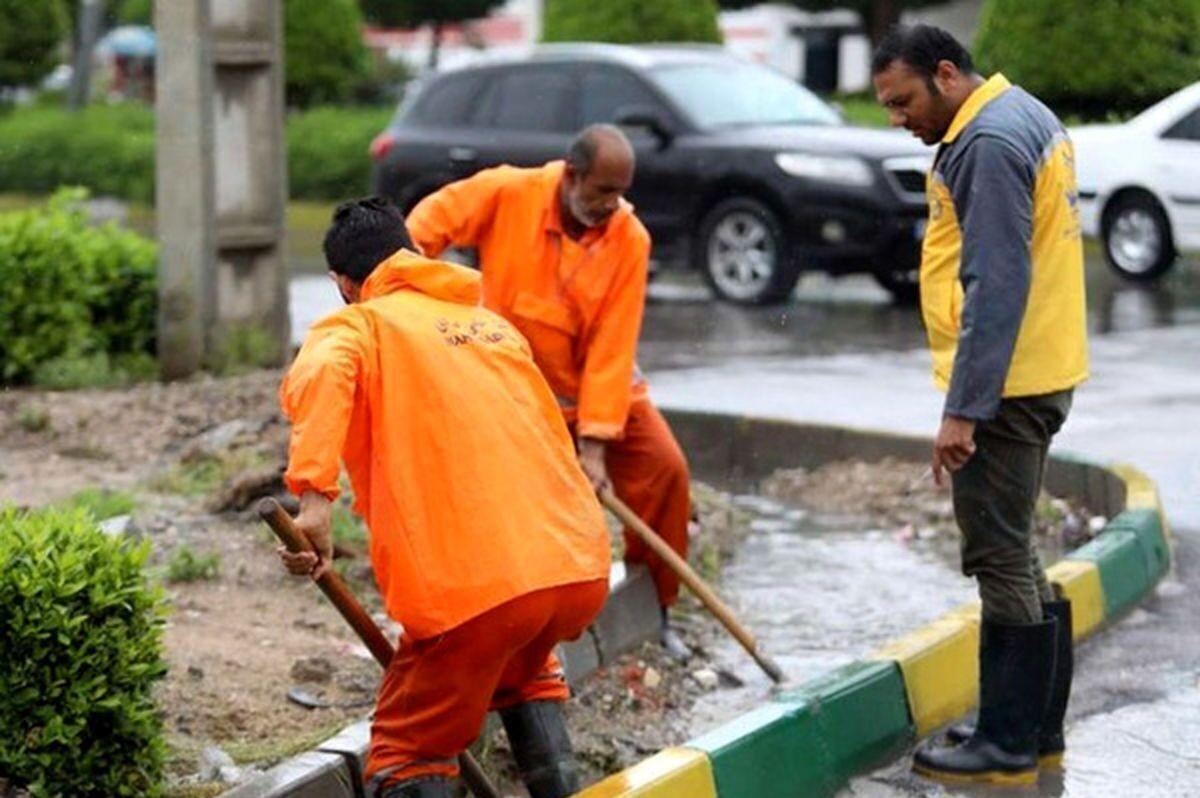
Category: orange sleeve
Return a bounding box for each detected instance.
[406,166,512,257]
[576,225,650,440]
[279,312,368,500]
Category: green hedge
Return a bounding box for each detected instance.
[0,506,167,797]
[544,0,722,43]
[0,104,393,202]
[0,105,156,202]
[0,189,158,385]
[976,0,1200,118]
[287,105,394,199]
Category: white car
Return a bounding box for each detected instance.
[1070,81,1200,280]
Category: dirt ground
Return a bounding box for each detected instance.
[0,374,1096,797]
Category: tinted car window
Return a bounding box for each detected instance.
[410,73,486,126]
[1163,106,1200,141]
[486,67,576,132]
[579,68,663,126]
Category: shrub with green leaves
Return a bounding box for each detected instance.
[0,506,167,797]
[287,105,395,200]
[544,0,722,44]
[0,105,156,202]
[976,0,1200,118]
[284,0,371,108]
[0,188,158,385]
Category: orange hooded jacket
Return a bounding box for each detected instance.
[407,161,651,441]
[280,250,611,639]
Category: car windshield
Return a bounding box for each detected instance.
[648,61,841,129]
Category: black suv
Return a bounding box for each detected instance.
[371,44,932,304]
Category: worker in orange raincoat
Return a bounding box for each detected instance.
[408,125,693,659]
[278,198,611,798]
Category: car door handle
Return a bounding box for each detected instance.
[448,147,477,163]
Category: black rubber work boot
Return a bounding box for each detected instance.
[913,616,1057,787]
[499,700,580,798]
[378,776,453,798]
[943,599,1074,767]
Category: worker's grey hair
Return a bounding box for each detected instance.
[565,124,633,176]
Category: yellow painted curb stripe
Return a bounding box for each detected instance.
[573,747,717,798]
[870,612,980,737]
[1109,462,1171,541]
[1045,559,1105,638]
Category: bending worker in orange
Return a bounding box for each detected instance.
[277,198,611,798]
[408,124,693,658]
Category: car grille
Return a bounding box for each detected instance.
[890,169,925,194]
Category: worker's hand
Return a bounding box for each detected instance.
[931,415,977,487]
[279,491,335,580]
[578,437,611,493]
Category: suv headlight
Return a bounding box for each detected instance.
[774,153,875,187]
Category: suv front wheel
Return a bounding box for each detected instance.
[696,197,799,304]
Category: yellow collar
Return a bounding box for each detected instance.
[943,73,1011,143]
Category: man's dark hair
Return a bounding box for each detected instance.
[566,123,631,177]
[871,24,975,87]
[322,196,415,282]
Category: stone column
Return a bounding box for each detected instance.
[154,0,289,378]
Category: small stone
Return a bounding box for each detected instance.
[1088,516,1108,534]
[290,655,335,684]
[642,667,662,690]
[98,515,134,537]
[1156,580,1187,598]
[199,746,237,782]
[691,668,719,691]
[187,664,205,681]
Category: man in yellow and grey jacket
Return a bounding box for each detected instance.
[873,25,1087,787]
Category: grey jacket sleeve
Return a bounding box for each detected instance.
[944,134,1035,420]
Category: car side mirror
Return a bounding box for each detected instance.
[614,105,676,149]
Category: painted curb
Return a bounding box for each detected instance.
[577,413,1172,798]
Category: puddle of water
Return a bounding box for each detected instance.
[685,494,977,734]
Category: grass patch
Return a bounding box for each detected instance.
[205,324,282,377]
[33,351,159,390]
[149,450,270,497]
[222,718,350,766]
[58,487,137,520]
[165,785,225,798]
[832,94,890,128]
[165,546,221,583]
[16,404,50,433]
[331,503,367,548]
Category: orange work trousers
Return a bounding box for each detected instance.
[364,578,608,792]
[602,398,691,608]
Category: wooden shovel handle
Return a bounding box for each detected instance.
[599,487,786,684]
[257,498,501,798]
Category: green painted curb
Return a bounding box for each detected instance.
[1069,508,1169,618]
[781,660,913,785]
[690,701,831,798]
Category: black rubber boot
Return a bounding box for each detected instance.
[943,599,1073,767]
[377,776,453,798]
[499,700,580,798]
[913,616,1057,786]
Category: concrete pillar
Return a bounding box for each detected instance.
[155,0,216,379]
[154,0,289,379]
[210,0,290,366]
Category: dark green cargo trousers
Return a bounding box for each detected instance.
[952,390,1074,624]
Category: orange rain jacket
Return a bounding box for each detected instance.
[407,161,652,441]
[280,249,611,639]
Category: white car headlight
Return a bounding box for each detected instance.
[774,152,875,187]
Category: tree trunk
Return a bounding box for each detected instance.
[866,0,901,48]
[427,21,442,70]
